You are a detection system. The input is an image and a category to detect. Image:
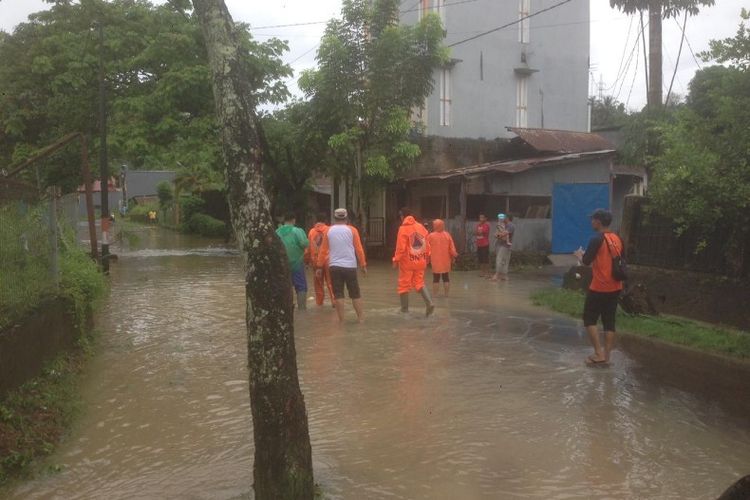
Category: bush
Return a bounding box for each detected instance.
[127,202,158,223]
[59,243,107,331]
[180,196,205,223]
[156,181,173,208]
[185,213,229,238]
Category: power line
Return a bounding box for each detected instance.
[625,38,640,109]
[674,17,702,70]
[610,16,635,92]
[288,43,320,65]
[613,21,644,103]
[447,0,574,48]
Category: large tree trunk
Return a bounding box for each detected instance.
[191,1,314,498]
[648,0,663,108]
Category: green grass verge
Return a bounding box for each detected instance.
[0,336,94,487]
[531,288,750,360]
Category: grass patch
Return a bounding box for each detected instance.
[531,288,750,359]
[0,338,93,487]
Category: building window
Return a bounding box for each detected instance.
[440,68,451,127]
[516,76,528,127]
[519,0,530,43]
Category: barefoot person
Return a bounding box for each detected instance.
[491,213,514,281]
[475,214,491,277]
[306,213,335,307]
[393,208,435,317]
[316,208,367,323]
[427,219,458,297]
[574,209,624,364]
[276,213,310,311]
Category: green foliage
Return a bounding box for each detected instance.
[300,0,446,216]
[0,0,290,192]
[185,213,229,238]
[59,243,107,332]
[531,288,750,359]
[179,195,205,223]
[700,8,750,70]
[0,340,90,486]
[590,96,630,129]
[156,181,173,208]
[0,205,55,330]
[126,201,159,222]
[609,0,715,18]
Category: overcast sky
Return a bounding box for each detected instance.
[0,0,746,111]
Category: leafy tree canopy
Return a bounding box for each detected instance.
[609,0,714,18]
[0,0,290,192]
[298,0,446,217]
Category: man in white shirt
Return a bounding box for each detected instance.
[316,208,368,323]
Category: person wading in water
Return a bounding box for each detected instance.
[393,208,435,317]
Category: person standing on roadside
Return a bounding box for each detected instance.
[475,214,491,277]
[306,213,335,307]
[393,208,435,317]
[427,219,458,297]
[276,213,309,311]
[316,208,367,323]
[574,209,624,365]
[491,213,515,281]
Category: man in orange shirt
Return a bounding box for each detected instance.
[306,213,335,307]
[427,219,458,297]
[574,209,625,365]
[392,208,435,317]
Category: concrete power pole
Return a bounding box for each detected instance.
[98,22,110,273]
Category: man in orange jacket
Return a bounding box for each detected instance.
[306,213,335,307]
[392,207,435,317]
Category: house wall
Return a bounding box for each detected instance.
[489,157,612,195]
[402,0,590,139]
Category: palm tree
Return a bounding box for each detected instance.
[610,0,715,109]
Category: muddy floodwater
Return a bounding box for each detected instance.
[6,228,750,499]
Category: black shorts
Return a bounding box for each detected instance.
[432,273,450,283]
[477,246,490,264]
[330,266,361,300]
[583,291,620,332]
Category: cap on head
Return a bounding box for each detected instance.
[334,208,348,220]
[497,213,506,220]
[590,208,613,227]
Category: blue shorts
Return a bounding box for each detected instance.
[291,265,307,293]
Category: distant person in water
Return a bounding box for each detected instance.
[574,209,624,365]
[276,213,309,311]
[475,214,491,277]
[393,207,434,317]
[306,213,334,307]
[427,219,458,297]
[316,208,367,323]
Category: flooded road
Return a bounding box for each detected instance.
[6,227,750,499]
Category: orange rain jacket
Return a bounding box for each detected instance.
[392,216,430,271]
[305,223,329,267]
[427,219,458,274]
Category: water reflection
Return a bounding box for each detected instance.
[5,228,750,499]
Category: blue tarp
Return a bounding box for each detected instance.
[552,183,609,254]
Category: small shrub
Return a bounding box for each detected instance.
[185,213,229,238]
[180,196,205,223]
[127,202,159,223]
[156,181,173,208]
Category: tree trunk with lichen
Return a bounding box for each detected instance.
[191,1,314,498]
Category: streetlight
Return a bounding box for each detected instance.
[120,163,128,215]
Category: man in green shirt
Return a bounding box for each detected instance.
[276,213,310,310]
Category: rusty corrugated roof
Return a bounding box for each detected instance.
[508,127,615,154]
[405,150,616,181]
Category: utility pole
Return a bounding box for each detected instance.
[98,22,110,273]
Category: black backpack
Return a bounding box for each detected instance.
[604,233,628,282]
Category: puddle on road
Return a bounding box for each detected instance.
[6,229,750,499]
